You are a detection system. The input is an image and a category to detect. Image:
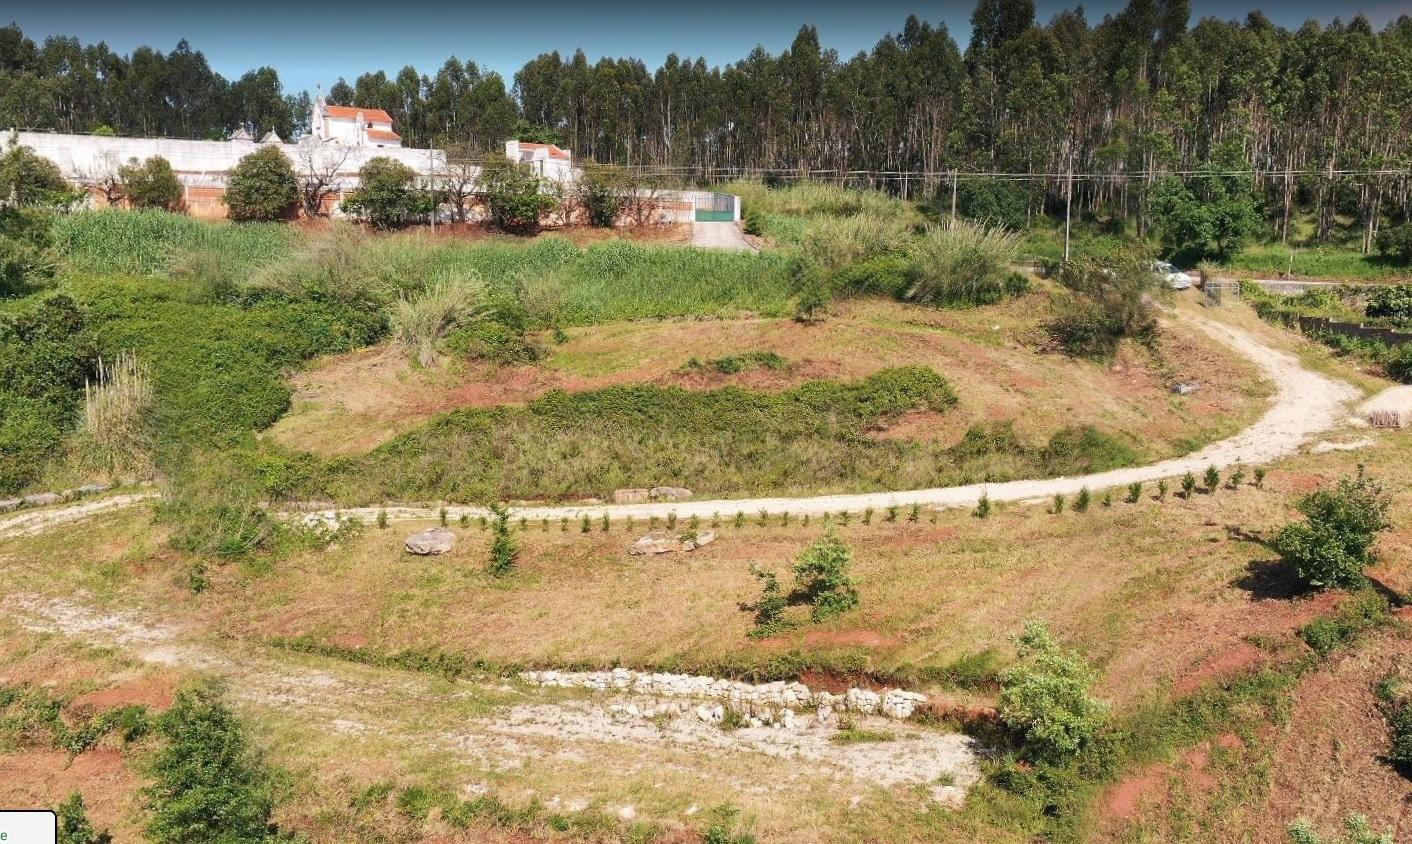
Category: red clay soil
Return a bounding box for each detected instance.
[0,749,144,839]
[1170,642,1267,697]
[1101,734,1245,827]
[1244,629,1412,842]
[70,674,179,711]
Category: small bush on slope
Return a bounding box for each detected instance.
[791,529,859,622]
[998,621,1108,764]
[1274,467,1391,590]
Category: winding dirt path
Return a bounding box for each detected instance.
[0,314,1364,538]
[313,314,1363,525]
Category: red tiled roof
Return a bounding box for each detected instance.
[325,105,395,124]
[518,141,570,160]
[366,129,402,142]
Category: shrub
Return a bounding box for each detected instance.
[1365,285,1412,322]
[791,529,859,622]
[1052,493,1065,514]
[998,622,1108,764]
[343,157,430,228]
[225,146,298,222]
[742,565,789,638]
[1288,814,1394,844]
[1048,256,1160,359]
[1254,467,1267,489]
[57,791,106,844]
[120,156,183,211]
[1148,156,1263,261]
[1387,345,1412,384]
[0,141,71,206]
[479,154,555,234]
[487,504,517,576]
[144,683,284,844]
[1274,468,1391,590]
[1041,426,1136,474]
[901,220,1027,307]
[76,351,155,478]
[975,492,991,519]
[1375,223,1412,266]
[1203,465,1220,493]
[389,275,489,367]
[1126,482,1142,504]
[950,177,1030,230]
[1299,590,1390,655]
[742,207,766,237]
[1157,479,1169,500]
[1181,472,1197,498]
[1074,487,1091,512]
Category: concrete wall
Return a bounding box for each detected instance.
[12,130,444,219]
[1297,316,1412,348]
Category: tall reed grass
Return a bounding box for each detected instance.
[389,276,489,367]
[77,351,154,477]
[53,210,298,277]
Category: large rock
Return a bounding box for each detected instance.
[404,526,456,555]
[628,530,717,555]
[0,498,21,513]
[612,488,651,504]
[21,492,61,507]
[650,486,693,501]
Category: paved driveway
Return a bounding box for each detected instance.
[690,220,755,252]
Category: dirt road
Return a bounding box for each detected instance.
[690,220,755,251]
[3,314,1366,536]
[314,314,1364,525]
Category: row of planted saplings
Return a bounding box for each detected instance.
[1045,464,1267,515]
[368,463,1268,534]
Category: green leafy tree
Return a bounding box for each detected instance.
[998,621,1108,763]
[1375,224,1412,266]
[1149,146,1264,260]
[479,154,554,234]
[144,682,284,844]
[119,156,183,211]
[1274,468,1392,590]
[57,792,109,844]
[742,564,789,637]
[1365,285,1412,322]
[791,528,858,621]
[0,141,70,206]
[342,157,430,228]
[225,146,298,222]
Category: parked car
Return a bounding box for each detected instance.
[1152,260,1192,289]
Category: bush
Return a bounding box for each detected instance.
[743,207,766,237]
[998,622,1108,764]
[901,220,1027,307]
[487,504,517,576]
[1365,285,1412,322]
[479,155,555,234]
[0,141,70,206]
[1041,426,1137,474]
[343,157,430,228]
[57,792,107,844]
[1048,256,1160,359]
[1148,152,1264,261]
[742,564,790,637]
[1298,589,1390,655]
[950,177,1030,230]
[1375,223,1412,266]
[225,147,298,222]
[791,529,858,622]
[120,156,183,211]
[1274,468,1391,590]
[389,275,489,367]
[1288,814,1394,844]
[144,683,286,844]
[1386,345,1412,384]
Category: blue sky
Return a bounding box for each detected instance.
[7,1,1409,94]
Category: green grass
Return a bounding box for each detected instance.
[52,209,299,277]
[1224,243,1411,281]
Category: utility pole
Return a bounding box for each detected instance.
[949,169,958,223]
[1064,146,1074,262]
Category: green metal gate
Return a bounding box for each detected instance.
[693,192,736,222]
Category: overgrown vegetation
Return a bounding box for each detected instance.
[1274,468,1391,590]
[144,682,291,844]
[1048,255,1160,359]
[997,622,1108,764]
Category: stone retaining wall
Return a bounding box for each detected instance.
[521,668,927,720]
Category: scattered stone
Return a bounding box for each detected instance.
[628,530,716,555]
[21,492,61,507]
[617,806,636,821]
[404,526,456,555]
[0,498,21,513]
[74,483,108,496]
[649,486,693,501]
[612,488,651,504]
[1171,381,1200,395]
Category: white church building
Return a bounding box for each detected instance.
[311,97,403,149]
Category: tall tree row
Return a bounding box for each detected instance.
[3,2,1412,240]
